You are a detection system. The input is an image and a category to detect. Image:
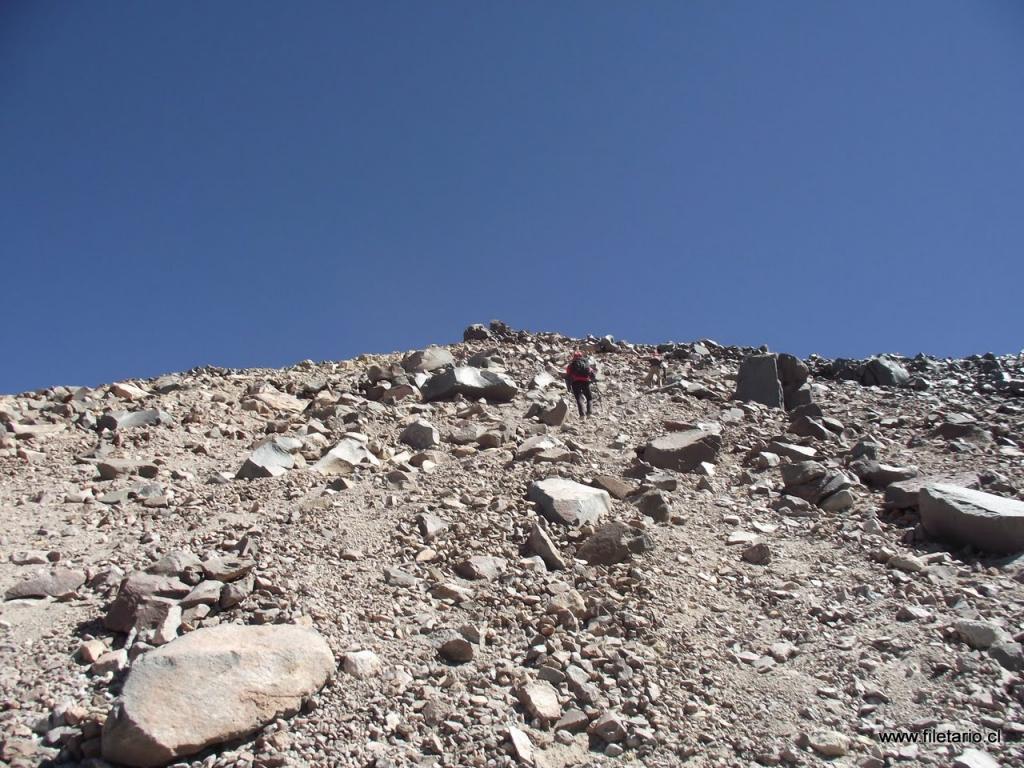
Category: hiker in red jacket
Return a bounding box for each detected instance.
[564,351,595,418]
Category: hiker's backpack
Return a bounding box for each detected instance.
[570,357,590,377]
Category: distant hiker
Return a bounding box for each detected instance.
[644,352,666,387]
[565,351,596,418]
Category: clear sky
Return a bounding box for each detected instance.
[2,2,1022,393]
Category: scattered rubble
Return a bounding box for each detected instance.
[1,326,1022,767]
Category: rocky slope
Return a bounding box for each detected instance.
[1,322,1022,768]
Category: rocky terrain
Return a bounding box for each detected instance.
[1,321,1023,768]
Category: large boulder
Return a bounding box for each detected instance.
[733,355,784,409]
[101,624,335,767]
[919,484,1024,554]
[641,428,723,473]
[861,356,910,387]
[402,347,455,374]
[421,367,519,403]
[777,353,812,411]
[527,478,610,526]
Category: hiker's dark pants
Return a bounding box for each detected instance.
[569,380,592,417]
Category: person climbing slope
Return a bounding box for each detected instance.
[564,351,596,418]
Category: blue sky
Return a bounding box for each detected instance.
[2,1,1022,393]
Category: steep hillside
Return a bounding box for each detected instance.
[1,323,1022,768]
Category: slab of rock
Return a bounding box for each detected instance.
[311,437,379,475]
[591,475,636,500]
[849,458,917,489]
[101,624,334,767]
[421,366,519,403]
[104,573,191,633]
[919,484,1024,553]
[236,442,294,480]
[5,568,86,600]
[402,347,454,373]
[954,619,1007,650]
[641,428,723,473]
[525,523,565,570]
[98,409,172,432]
[343,650,381,679]
[455,556,507,581]
[400,420,440,450]
[202,556,255,582]
[527,478,610,526]
[517,680,561,721]
[885,473,979,509]
[734,354,784,409]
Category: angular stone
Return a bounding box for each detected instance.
[588,711,627,743]
[101,624,334,767]
[641,428,723,473]
[421,366,519,403]
[989,641,1024,672]
[849,459,918,489]
[734,354,784,408]
[527,478,610,526]
[236,442,294,480]
[311,437,379,475]
[104,573,191,633]
[417,513,450,542]
[525,523,565,570]
[343,650,381,679]
[455,556,507,581]
[767,441,817,461]
[517,680,561,722]
[591,475,636,500]
[741,542,771,565]
[577,522,652,565]
[202,556,255,582]
[885,473,979,509]
[636,490,670,523]
[919,484,1024,554]
[399,420,440,450]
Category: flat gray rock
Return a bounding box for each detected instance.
[101,624,335,767]
[734,354,783,408]
[97,409,172,432]
[527,478,610,526]
[421,366,519,403]
[642,428,723,473]
[919,483,1024,553]
[236,441,294,480]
